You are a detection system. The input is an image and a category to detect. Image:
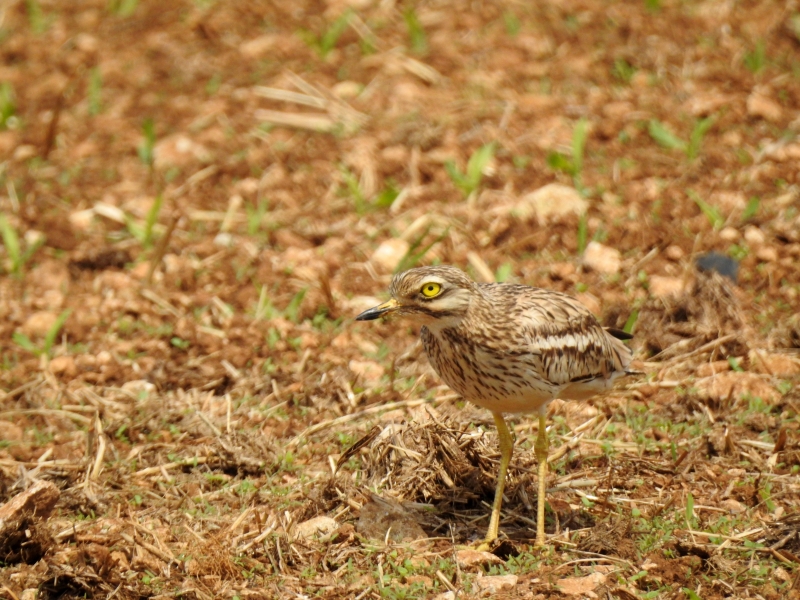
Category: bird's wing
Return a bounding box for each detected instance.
[488,287,632,387]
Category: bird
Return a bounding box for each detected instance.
[356,265,633,548]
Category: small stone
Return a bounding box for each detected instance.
[69,208,95,231]
[665,245,684,261]
[0,421,24,442]
[214,232,234,247]
[129,262,150,279]
[21,311,57,338]
[770,143,800,162]
[756,246,778,262]
[456,549,504,568]
[371,239,410,273]
[153,134,211,170]
[49,355,77,377]
[93,202,126,224]
[722,130,743,146]
[239,34,277,58]
[514,183,588,223]
[431,593,456,600]
[475,574,518,593]
[686,92,730,116]
[712,191,746,212]
[773,567,792,583]
[348,359,384,382]
[234,178,260,196]
[0,481,61,533]
[110,550,130,571]
[27,260,70,293]
[295,516,338,540]
[332,81,362,99]
[749,350,800,376]
[381,145,409,165]
[405,575,433,587]
[695,252,738,282]
[747,88,783,122]
[25,229,45,247]
[550,262,576,280]
[649,275,684,298]
[718,226,739,241]
[743,225,765,246]
[695,372,780,404]
[122,380,156,397]
[557,572,607,596]
[0,131,18,156]
[583,241,621,275]
[637,383,658,398]
[73,33,98,53]
[720,498,746,514]
[356,496,427,542]
[695,360,730,378]
[20,590,37,600]
[13,145,37,161]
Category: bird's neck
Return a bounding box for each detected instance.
[421,312,466,334]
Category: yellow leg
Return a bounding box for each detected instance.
[534,413,549,547]
[482,412,514,547]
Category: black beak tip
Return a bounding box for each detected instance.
[355,308,381,321]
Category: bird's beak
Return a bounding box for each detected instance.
[356,298,400,321]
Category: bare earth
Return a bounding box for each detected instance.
[1,1,800,598]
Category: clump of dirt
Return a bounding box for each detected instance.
[636,271,747,360]
[355,494,428,542]
[0,517,53,565]
[578,515,636,560]
[187,537,241,581]
[770,314,800,350]
[37,559,128,600]
[352,413,521,508]
[69,249,133,272]
[762,513,800,559]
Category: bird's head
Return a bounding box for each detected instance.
[356,265,476,329]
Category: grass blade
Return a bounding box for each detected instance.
[688,190,724,229]
[576,213,588,255]
[403,8,428,55]
[546,151,576,176]
[285,289,307,323]
[571,117,588,176]
[623,308,639,334]
[396,226,450,273]
[143,195,164,248]
[741,196,760,222]
[687,116,715,160]
[322,11,351,56]
[648,120,686,152]
[12,332,37,354]
[43,309,72,356]
[0,213,21,274]
[465,142,496,189]
[138,118,156,166]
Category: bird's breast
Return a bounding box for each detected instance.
[421,326,558,412]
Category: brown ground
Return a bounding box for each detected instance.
[1,0,800,598]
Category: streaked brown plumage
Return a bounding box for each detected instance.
[356,265,633,547]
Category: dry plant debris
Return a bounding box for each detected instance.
[1,0,799,598]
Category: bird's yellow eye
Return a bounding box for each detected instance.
[421,282,441,298]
